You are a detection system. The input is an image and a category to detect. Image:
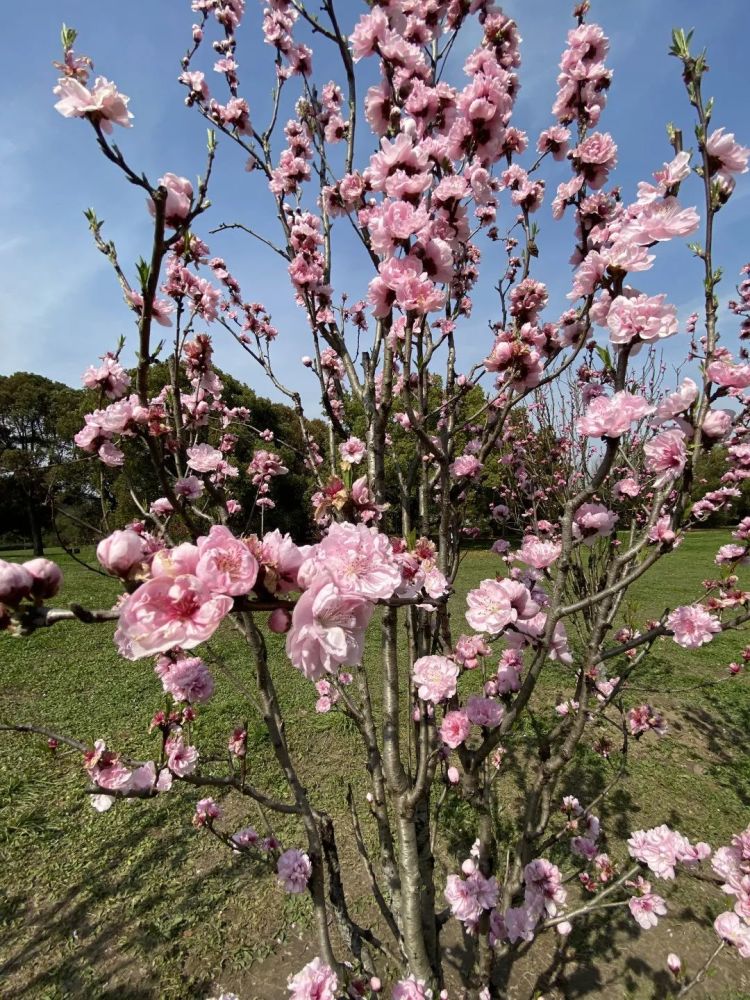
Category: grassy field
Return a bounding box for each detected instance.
[1,532,749,999]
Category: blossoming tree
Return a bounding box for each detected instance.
[3,1,750,996]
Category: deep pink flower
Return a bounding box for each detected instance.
[338,436,366,465]
[440,710,471,748]
[115,575,233,659]
[150,173,193,227]
[166,733,199,776]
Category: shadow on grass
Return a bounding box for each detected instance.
[0,802,272,999]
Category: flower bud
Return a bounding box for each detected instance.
[96,529,147,577]
[0,560,33,607]
[268,608,292,634]
[667,953,682,977]
[23,558,63,600]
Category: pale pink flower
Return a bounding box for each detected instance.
[614,477,641,499]
[440,710,471,749]
[577,392,653,437]
[644,430,687,485]
[196,525,259,596]
[606,294,678,344]
[714,912,750,958]
[391,976,432,1000]
[0,561,32,606]
[628,824,706,879]
[286,581,373,680]
[298,522,401,601]
[82,354,131,399]
[338,436,366,465]
[504,904,538,943]
[174,475,205,500]
[115,575,233,659]
[517,536,561,569]
[524,859,567,917]
[151,542,200,578]
[466,578,536,635]
[193,797,221,827]
[54,76,133,132]
[631,198,699,243]
[666,604,721,649]
[705,128,750,183]
[450,454,484,479]
[702,408,733,439]
[453,634,491,669]
[277,848,312,893]
[287,958,338,1000]
[628,882,667,929]
[186,443,224,473]
[707,360,750,389]
[667,953,682,976]
[166,734,199,776]
[150,172,193,226]
[412,655,459,703]
[653,378,699,422]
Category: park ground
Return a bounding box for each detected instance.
[1,531,749,999]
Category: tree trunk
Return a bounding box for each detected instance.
[26,494,44,556]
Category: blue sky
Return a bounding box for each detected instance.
[2,0,749,413]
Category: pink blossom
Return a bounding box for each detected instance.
[631,198,699,243]
[702,408,733,440]
[466,578,536,635]
[155,655,214,703]
[573,503,618,544]
[96,529,147,577]
[714,912,750,958]
[653,378,699,423]
[466,695,503,729]
[644,430,687,486]
[707,360,750,389]
[391,976,432,1000]
[666,605,721,649]
[524,859,567,917]
[577,392,653,438]
[166,733,199,776]
[628,881,667,929]
[193,797,221,827]
[186,443,224,473]
[150,173,193,227]
[298,522,401,601]
[606,294,678,345]
[628,824,708,879]
[453,634,491,670]
[277,848,312,893]
[440,710,471,749]
[196,525,259,596]
[82,354,131,399]
[175,475,205,500]
[54,76,133,132]
[287,958,338,1000]
[450,454,484,479]
[667,953,682,976]
[504,904,538,943]
[517,536,561,569]
[339,436,366,465]
[571,132,618,189]
[705,128,750,183]
[412,655,459,703]
[115,574,233,659]
[286,581,373,680]
[614,477,641,499]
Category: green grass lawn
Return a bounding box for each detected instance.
[0,533,749,999]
